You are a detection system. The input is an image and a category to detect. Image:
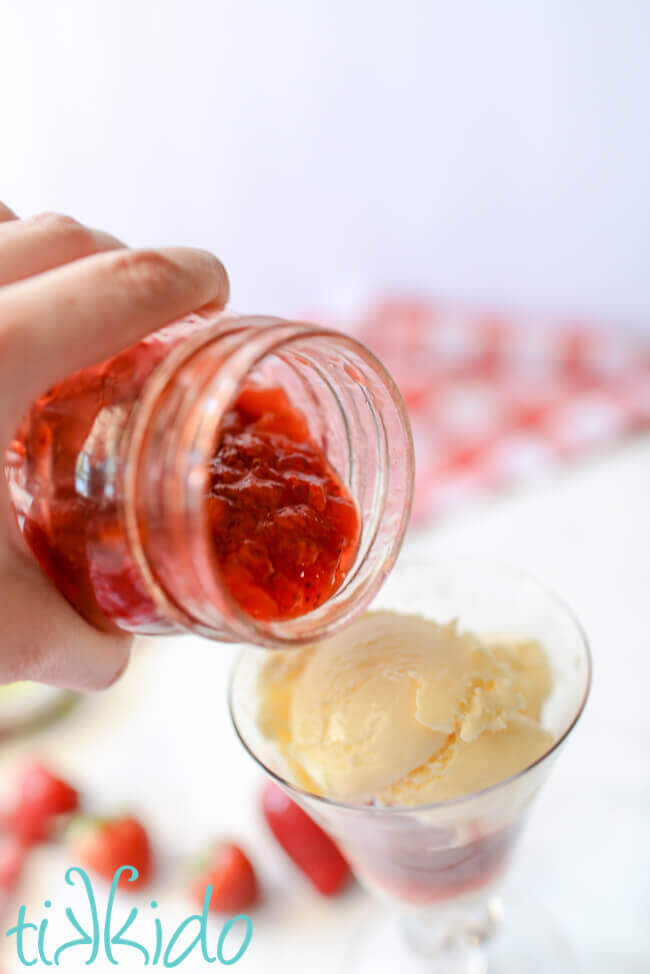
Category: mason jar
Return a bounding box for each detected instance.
[5,309,414,648]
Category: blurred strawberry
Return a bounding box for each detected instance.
[0,834,26,892]
[69,815,152,889]
[190,841,258,913]
[261,782,350,896]
[3,760,79,845]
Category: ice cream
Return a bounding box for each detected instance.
[256,611,554,805]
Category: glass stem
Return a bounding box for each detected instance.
[400,897,503,973]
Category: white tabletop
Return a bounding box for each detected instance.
[1,434,649,973]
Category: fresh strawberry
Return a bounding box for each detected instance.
[70,815,153,889]
[261,782,350,896]
[0,835,26,891]
[190,841,258,913]
[3,760,79,845]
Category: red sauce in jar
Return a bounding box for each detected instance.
[10,331,184,631]
[7,325,360,631]
[208,384,360,621]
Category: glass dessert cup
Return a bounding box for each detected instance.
[230,557,591,973]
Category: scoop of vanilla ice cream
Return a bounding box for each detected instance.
[378,713,553,805]
[257,610,554,804]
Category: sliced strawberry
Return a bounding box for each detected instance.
[261,782,350,896]
[70,815,152,890]
[3,760,79,845]
[190,841,258,913]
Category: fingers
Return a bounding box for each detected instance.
[0,202,17,223]
[0,212,124,286]
[0,555,132,692]
[0,245,229,440]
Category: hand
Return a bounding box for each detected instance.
[0,203,229,691]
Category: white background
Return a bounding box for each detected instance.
[1,3,649,971]
[1,0,649,325]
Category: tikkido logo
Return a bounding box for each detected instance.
[5,866,253,968]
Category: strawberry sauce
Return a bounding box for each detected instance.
[349,821,521,905]
[208,385,360,621]
[6,328,359,631]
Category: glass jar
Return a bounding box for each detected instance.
[5,310,414,648]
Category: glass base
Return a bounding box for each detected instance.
[343,894,580,974]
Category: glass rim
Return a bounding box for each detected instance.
[228,556,592,815]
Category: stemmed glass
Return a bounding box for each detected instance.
[229,557,591,973]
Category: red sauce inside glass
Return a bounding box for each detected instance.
[350,821,521,905]
[208,384,360,621]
